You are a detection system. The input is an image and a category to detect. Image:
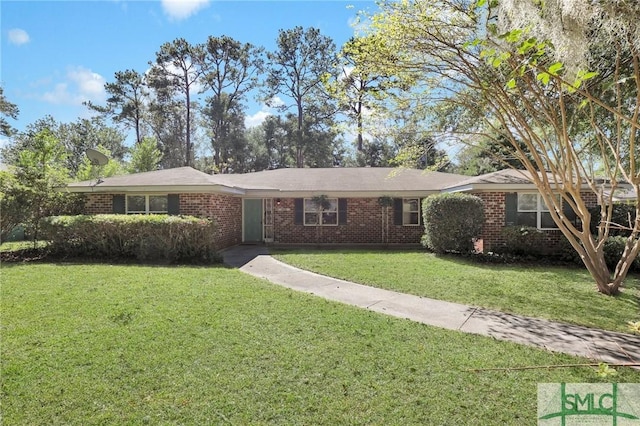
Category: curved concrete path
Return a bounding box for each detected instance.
[222,245,640,366]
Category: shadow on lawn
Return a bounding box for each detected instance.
[469,307,640,365]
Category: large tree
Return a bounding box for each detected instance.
[1,116,126,178]
[148,38,205,167]
[362,0,640,295]
[264,26,338,168]
[199,36,263,170]
[0,87,19,137]
[85,69,148,145]
[0,129,82,244]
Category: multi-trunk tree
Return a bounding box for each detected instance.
[361,0,640,295]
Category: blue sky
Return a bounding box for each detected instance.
[1,0,376,143]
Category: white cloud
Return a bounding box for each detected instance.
[245,109,271,128]
[161,0,210,21]
[41,66,106,106]
[267,96,284,108]
[244,97,287,128]
[8,28,30,46]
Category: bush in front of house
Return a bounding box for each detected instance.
[589,204,637,237]
[554,235,640,271]
[40,214,220,263]
[497,226,549,257]
[422,193,484,254]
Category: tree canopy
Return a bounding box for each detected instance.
[356,0,640,294]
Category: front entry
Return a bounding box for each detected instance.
[243,199,263,243]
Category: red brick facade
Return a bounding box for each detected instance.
[84,190,600,252]
[83,193,242,250]
[85,194,113,215]
[178,193,242,249]
[272,198,423,245]
[474,191,599,252]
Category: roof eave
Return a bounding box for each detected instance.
[63,184,246,195]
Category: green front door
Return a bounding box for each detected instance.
[243,199,263,242]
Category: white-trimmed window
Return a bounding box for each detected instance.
[126,195,168,214]
[403,198,421,226]
[304,198,338,226]
[517,193,560,229]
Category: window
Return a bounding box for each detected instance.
[126,195,168,214]
[304,198,338,226]
[517,193,560,229]
[403,198,420,226]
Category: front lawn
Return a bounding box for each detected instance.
[273,249,640,333]
[3,263,639,424]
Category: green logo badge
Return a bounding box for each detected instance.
[538,383,640,425]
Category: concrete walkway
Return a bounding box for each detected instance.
[222,245,640,366]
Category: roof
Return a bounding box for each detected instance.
[65,166,469,196]
[210,167,469,194]
[443,169,568,192]
[66,167,243,194]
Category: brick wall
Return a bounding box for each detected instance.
[175,193,242,249]
[85,193,114,214]
[272,197,423,245]
[83,193,242,250]
[475,190,599,252]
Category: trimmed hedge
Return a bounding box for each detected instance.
[422,193,484,254]
[40,214,220,263]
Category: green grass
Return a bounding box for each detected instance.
[273,249,640,333]
[3,263,639,424]
[0,240,48,252]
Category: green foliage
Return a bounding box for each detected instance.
[422,193,484,254]
[264,26,338,168]
[602,236,640,272]
[0,86,19,137]
[589,204,638,237]
[75,145,125,181]
[0,129,84,244]
[555,235,640,272]
[127,136,163,173]
[497,226,549,257]
[40,214,220,263]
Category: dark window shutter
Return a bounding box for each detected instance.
[294,198,304,225]
[562,195,577,226]
[393,198,403,226]
[505,193,517,226]
[168,194,180,215]
[338,198,347,225]
[113,194,125,214]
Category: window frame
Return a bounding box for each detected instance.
[303,197,339,226]
[402,198,421,226]
[126,194,169,215]
[516,192,560,230]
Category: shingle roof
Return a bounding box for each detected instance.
[66,166,469,194]
[68,167,216,188]
[442,168,568,191]
[210,167,468,192]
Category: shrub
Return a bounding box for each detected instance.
[497,226,548,257]
[40,214,220,263]
[422,193,484,254]
[554,235,640,272]
[589,204,637,237]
